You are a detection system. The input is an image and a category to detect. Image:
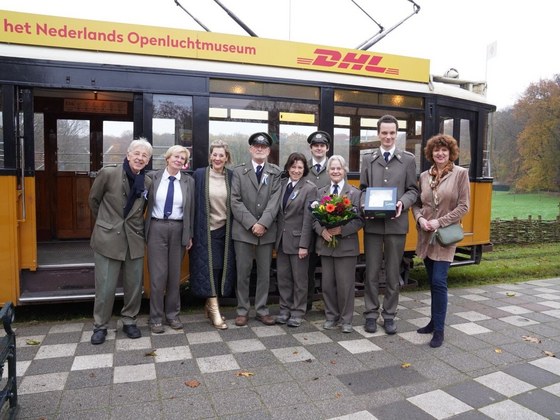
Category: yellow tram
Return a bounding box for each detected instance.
[0,10,495,305]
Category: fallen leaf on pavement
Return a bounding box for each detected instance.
[506,292,516,297]
[144,349,157,357]
[543,351,556,357]
[495,348,503,353]
[184,380,200,388]
[236,371,254,377]
[25,339,41,346]
[401,362,411,368]
[522,335,541,344]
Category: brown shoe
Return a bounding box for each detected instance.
[235,315,248,326]
[256,314,275,325]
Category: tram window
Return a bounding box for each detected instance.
[210,120,267,165]
[152,95,193,170]
[34,113,45,171]
[459,119,472,169]
[279,124,316,165]
[103,121,134,166]
[57,120,90,172]
[210,79,319,101]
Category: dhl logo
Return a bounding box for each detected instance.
[297,48,399,76]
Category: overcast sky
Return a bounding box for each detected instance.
[1,0,559,109]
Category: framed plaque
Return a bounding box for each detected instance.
[364,187,397,218]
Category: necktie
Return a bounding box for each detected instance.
[163,176,175,219]
[256,165,263,183]
[383,152,390,163]
[315,163,321,172]
[283,182,294,209]
[332,183,339,195]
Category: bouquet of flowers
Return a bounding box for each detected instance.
[310,194,358,247]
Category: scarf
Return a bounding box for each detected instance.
[123,157,146,217]
[428,162,453,207]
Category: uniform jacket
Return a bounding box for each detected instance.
[275,179,317,253]
[313,183,364,257]
[144,169,195,247]
[304,158,330,189]
[89,164,152,261]
[359,148,418,235]
[412,164,470,262]
[189,167,236,298]
[231,161,282,245]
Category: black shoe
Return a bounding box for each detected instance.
[383,319,397,335]
[430,330,444,348]
[90,328,107,345]
[364,318,377,333]
[123,324,141,339]
[417,320,434,334]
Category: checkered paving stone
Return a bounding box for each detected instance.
[6,278,560,418]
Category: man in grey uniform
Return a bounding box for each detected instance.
[304,131,331,310]
[231,132,282,326]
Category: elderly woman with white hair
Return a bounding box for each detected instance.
[145,145,195,334]
[313,155,364,333]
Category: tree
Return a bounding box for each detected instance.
[513,75,560,192]
[491,107,523,186]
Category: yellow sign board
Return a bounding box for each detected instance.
[0,10,430,83]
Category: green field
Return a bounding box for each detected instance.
[491,191,560,220]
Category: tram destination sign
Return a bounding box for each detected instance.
[0,10,429,83]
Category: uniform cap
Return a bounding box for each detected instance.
[307,131,331,145]
[248,132,273,147]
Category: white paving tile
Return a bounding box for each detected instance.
[495,284,525,290]
[530,356,560,376]
[153,345,192,362]
[252,325,286,337]
[328,411,379,420]
[408,389,472,419]
[354,325,384,338]
[535,293,560,300]
[197,354,240,373]
[539,300,560,309]
[419,298,432,306]
[474,371,535,397]
[115,336,152,351]
[543,382,560,397]
[271,346,315,363]
[19,372,69,394]
[461,288,488,294]
[460,294,490,301]
[498,315,539,327]
[186,331,222,344]
[498,305,533,315]
[414,306,432,317]
[534,286,560,293]
[338,339,382,354]
[16,360,31,377]
[399,331,432,345]
[455,311,491,322]
[543,309,560,319]
[227,338,266,353]
[113,363,156,383]
[35,343,77,359]
[407,317,432,328]
[479,399,547,420]
[399,295,413,302]
[71,353,113,370]
[293,331,332,345]
[49,323,85,334]
[450,322,492,335]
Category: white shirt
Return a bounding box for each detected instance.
[380,146,396,161]
[152,170,184,220]
[330,180,345,195]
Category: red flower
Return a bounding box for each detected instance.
[326,203,336,213]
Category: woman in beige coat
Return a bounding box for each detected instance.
[412,134,470,347]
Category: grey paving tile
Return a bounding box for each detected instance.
[284,359,330,381]
[269,402,323,420]
[209,387,265,417]
[154,358,199,379]
[315,394,368,418]
[259,333,301,349]
[499,341,549,359]
[59,385,111,412]
[161,393,217,419]
[201,369,252,391]
[110,381,160,406]
[16,390,62,418]
[25,356,74,375]
[337,369,393,395]
[149,332,189,347]
[255,381,310,408]
[188,341,231,358]
[56,408,111,420]
[247,364,293,386]
[371,400,434,420]
[112,348,158,367]
[235,349,279,369]
[443,379,506,408]
[300,375,348,401]
[65,367,114,389]
[512,389,560,419]
[479,399,548,420]
[471,347,523,366]
[221,410,272,420]
[437,350,495,373]
[109,400,163,419]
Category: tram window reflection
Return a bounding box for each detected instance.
[34,113,45,171]
[57,119,90,172]
[102,121,133,166]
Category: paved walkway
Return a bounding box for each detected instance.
[7,277,560,419]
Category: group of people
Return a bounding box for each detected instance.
[88,113,470,350]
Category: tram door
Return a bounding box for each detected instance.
[35,90,134,242]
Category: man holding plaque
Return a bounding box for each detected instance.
[359,115,418,334]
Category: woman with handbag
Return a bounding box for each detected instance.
[412,134,470,347]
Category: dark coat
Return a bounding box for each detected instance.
[189,167,236,298]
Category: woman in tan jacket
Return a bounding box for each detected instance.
[412,134,470,347]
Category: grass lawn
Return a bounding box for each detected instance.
[492,191,560,220]
[411,242,560,289]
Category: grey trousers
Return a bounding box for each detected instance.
[147,219,184,324]
[276,248,309,318]
[93,250,144,330]
[321,255,357,325]
[363,233,406,320]
[234,241,273,317]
